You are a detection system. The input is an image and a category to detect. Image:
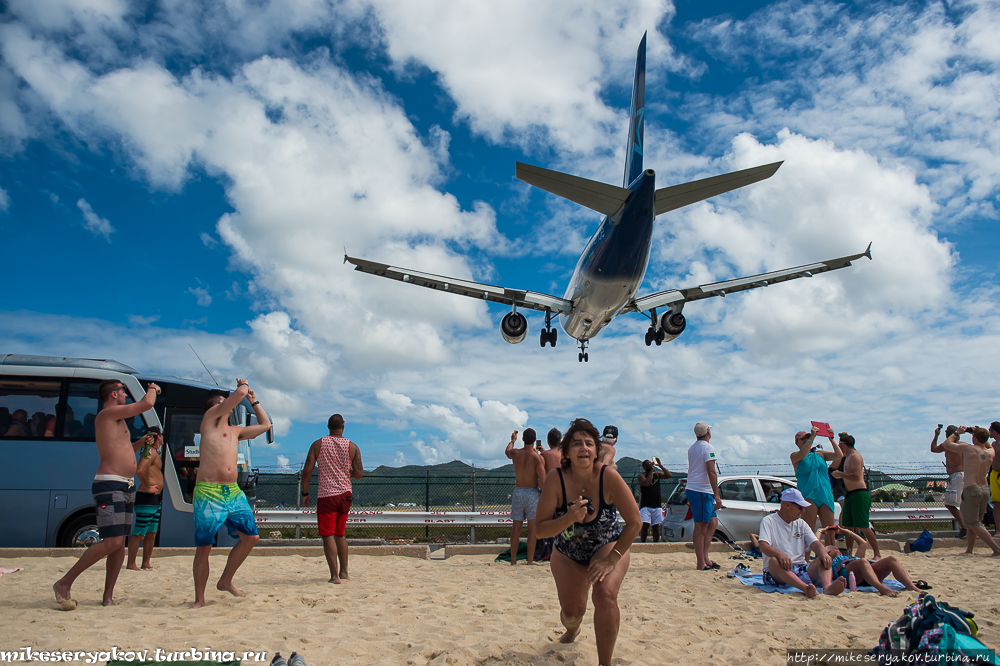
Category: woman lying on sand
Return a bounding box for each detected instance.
[818,526,921,597]
[535,419,641,666]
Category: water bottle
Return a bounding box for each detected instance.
[848,571,857,591]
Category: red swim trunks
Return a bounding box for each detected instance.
[317,491,353,537]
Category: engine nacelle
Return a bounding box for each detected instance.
[658,311,686,342]
[500,312,528,344]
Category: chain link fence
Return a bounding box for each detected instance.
[253,463,979,542]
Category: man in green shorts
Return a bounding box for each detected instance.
[831,434,881,559]
[190,379,272,608]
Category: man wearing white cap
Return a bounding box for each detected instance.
[686,422,721,570]
[757,489,845,597]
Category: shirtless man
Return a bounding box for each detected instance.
[830,434,880,559]
[942,427,1000,556]
[600,425,618,469]
[989,422,1000,538]
[931,425,966,538]
[505,429,546,565]
[541,428,563,474]
[53,379,160,609]
[127,430,164,570]
[191,380,271,608]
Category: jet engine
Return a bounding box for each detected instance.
[500,312,528,344]
[658,311,686,342]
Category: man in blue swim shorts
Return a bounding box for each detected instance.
[686,422,722,570]
[190,379,272,608]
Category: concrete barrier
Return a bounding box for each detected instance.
[0,545,431,560]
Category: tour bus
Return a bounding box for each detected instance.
[0,354,270,547]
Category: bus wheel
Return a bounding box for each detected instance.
[60,514,101,548]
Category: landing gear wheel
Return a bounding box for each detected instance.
[578,353,583,362]
[655,328,665,345]
[583,353,589,362]
[539,329,548,347]
[644,328,654,346]
[550,328,557,346]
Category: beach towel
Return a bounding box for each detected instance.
[733,572,905,594]
[795,451,835,511]
[495,542,529,562]
[0,567,23,578]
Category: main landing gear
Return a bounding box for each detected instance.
[578,340,589,363]
[644,325,665,346]
[540,309,558,347]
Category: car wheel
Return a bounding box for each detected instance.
[59,514,101,548]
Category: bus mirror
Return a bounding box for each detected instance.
[267,426,274,444]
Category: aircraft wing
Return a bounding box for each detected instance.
[624,244,872,314]
[345,255,574,315]
[654,162,783,216]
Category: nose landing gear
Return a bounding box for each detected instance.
[578,340,589,362]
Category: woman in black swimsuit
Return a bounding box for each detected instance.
[536,419,641,666]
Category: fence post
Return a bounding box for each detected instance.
[295,471,301,540]
[470,464,476,544]
[425,470,430,539]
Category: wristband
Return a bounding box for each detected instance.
[251,400,260,406]
[302,491,309,496]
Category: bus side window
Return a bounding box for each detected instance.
[0,377,61,438]
[64,380,102,439]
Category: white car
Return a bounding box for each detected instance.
[661,475,842,543]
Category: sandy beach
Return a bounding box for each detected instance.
[2,546,998,665]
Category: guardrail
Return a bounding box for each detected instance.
[254,504,957,530]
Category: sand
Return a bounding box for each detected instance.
[1,546,998,665]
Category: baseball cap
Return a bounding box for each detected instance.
[795,431,810,441]
[602,425,618,440]
[694,422,710,437]
[780,488,811,507]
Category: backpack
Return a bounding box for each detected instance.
[910,529,933,552]
[872,593,994,665]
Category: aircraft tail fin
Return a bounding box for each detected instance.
[623,32,646,188]
[516,162,631,217]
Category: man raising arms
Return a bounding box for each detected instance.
[191,379,271,608]
[637,459,671,542]
[506,429,546,565]
[600,425,618,470]
[943,427,1000,556]
[301,414,364,583]
[931,425,966,539]
[541,428,563,474]
[53,379,160,609]
[127,429,164,570]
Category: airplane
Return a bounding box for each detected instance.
[346,33,872,362]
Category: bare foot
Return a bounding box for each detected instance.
[53,582,77,611]
[824,578,847,596]
[804,584,818,598]
[876,586,898,597]
[216,581,247,597]
[339,572,350,581]
[102,598,117,607]
[510,561,517,566]
[189,600,205,609]
[141,564,155,570]
[328,577,342,584]
[559,611,582,643]
[126,564,140,571]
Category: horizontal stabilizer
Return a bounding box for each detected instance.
[625,244,873,314]
[654,162,783,216]
[345,255,574,315]
[516,162,632,217]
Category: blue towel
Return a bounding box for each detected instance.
[795,451,835,511]
[734,573,906,594]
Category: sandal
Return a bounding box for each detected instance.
[708,561,721,570]
[914,580,933,590]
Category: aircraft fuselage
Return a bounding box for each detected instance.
[561,169,656,342]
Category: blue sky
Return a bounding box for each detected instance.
[1,0,998,472]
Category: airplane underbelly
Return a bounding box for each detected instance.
[560,274,636,341]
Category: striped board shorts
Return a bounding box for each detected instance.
[132,491,162,536]
[93,476,136,539]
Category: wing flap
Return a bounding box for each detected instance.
[653,162,783,216]
[345,255,574,315]
[516,162,632,217]
[629,244,872,313]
